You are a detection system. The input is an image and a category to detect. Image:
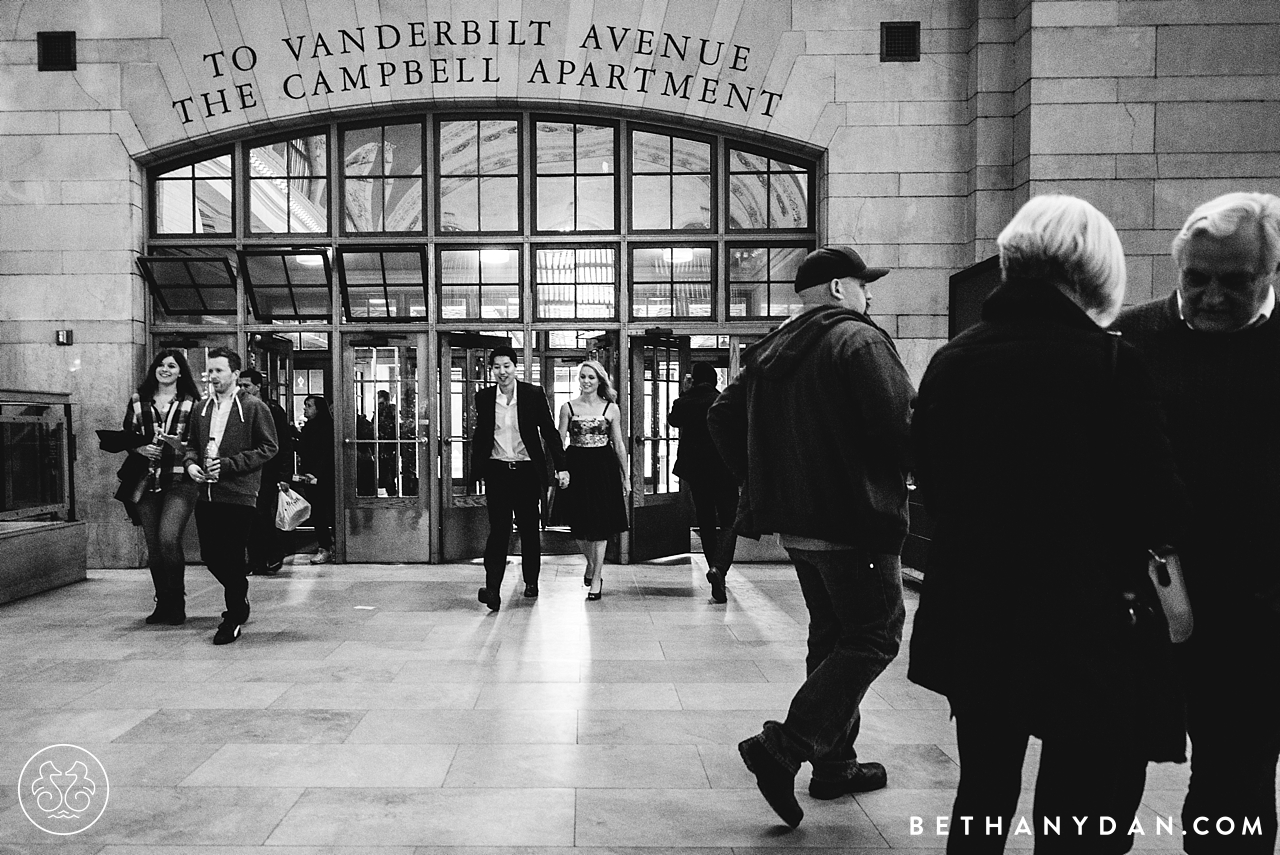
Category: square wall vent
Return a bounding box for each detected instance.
[37,31,77,71]
[881,22,920,62]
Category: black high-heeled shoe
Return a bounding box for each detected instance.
[586,577,603,601]
[584,569,592,586]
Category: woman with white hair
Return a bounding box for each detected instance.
[908,195,1191,853]
[558,360,629,600]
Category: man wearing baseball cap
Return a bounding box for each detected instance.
[708,245,914,828]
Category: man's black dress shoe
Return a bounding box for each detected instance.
[523,583,539,598]
[478,587,501,612]
[808,761,888,799]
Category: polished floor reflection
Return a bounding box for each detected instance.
[0,555,1238,852]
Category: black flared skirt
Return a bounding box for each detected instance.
[563,445,629,540]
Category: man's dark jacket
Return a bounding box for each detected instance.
[184,391,279,508]
[470,381,566,489]
[260,399,294,490]
[1114,292,1280,634]
[707,304,914,553]
[668,382,734,485]
[909,280,1190,759]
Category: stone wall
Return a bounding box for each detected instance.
[1021,0,1280,305]
[0,55,150,568]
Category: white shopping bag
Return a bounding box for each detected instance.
[275,487,312,531]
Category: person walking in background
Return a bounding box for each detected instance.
[669,362,738,604]
[470,345,568,610]
[709,245,913,828]
[910,195,1191,854]
[122,349,201,625]
[184,347,278,645]
[295,395,335,565]
[558,360,629,602]
[236,369,293,575]
[1114,192,1280,855]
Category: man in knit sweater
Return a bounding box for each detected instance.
[184,348,279,645]
[1114,192,1280,854]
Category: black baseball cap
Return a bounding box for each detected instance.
[794,246,890,293]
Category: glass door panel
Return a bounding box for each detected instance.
[343,336,430,562]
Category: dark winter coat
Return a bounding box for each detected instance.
[908,278,1190,760]
[707,304,914,553]
[1114,294,1280,637]
[260,398,295,490]
[668,382,734,485]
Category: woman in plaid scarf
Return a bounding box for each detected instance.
[123,349,201,625]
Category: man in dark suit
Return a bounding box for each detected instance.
[237,369,294,575]
[471,345,569,611]
[669,362,739,604]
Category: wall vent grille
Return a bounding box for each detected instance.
[38,32,77,71]
[880,22,920,62]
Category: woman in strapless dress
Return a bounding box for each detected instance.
[557,360,629,600]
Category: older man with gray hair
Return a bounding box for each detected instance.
[1115,191,1280,854]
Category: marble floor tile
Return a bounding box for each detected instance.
[17,658,231,682]
[0,740,220,789]
[0,681,106,707]
[325,640,499,661]
[133,638,346,660]
[214,660,406,682]
[576,710,771,745]
[266,788,576,846]
[674,682,802,711]
[444,743,709,788]
[579,659,768,684]
[112,708,366,743]
[0,707,157,742]
[574,788,887,847]
[94,848,416,854]
[182,743,458,787]
[272,681,483,709]
[492,639,666,661]
[699,743,759,789]
[871,680,951,711]
[659,641,809,660]
[0,786,303,846]
[68,680,291,708]
[345,708,578,744]
[475,682,682,711]
[750,659,810,683]
[855,787,956,849]
[396,659,581,683]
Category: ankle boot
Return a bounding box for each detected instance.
[144,596,167,624]
[165,595,186,626]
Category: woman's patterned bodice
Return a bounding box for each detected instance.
[569,416,610,448]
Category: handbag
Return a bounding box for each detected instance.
[276,487,312,531]
[1147,549,1193,644]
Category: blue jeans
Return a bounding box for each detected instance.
[136,480,197,603]
[758,548,904,780]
